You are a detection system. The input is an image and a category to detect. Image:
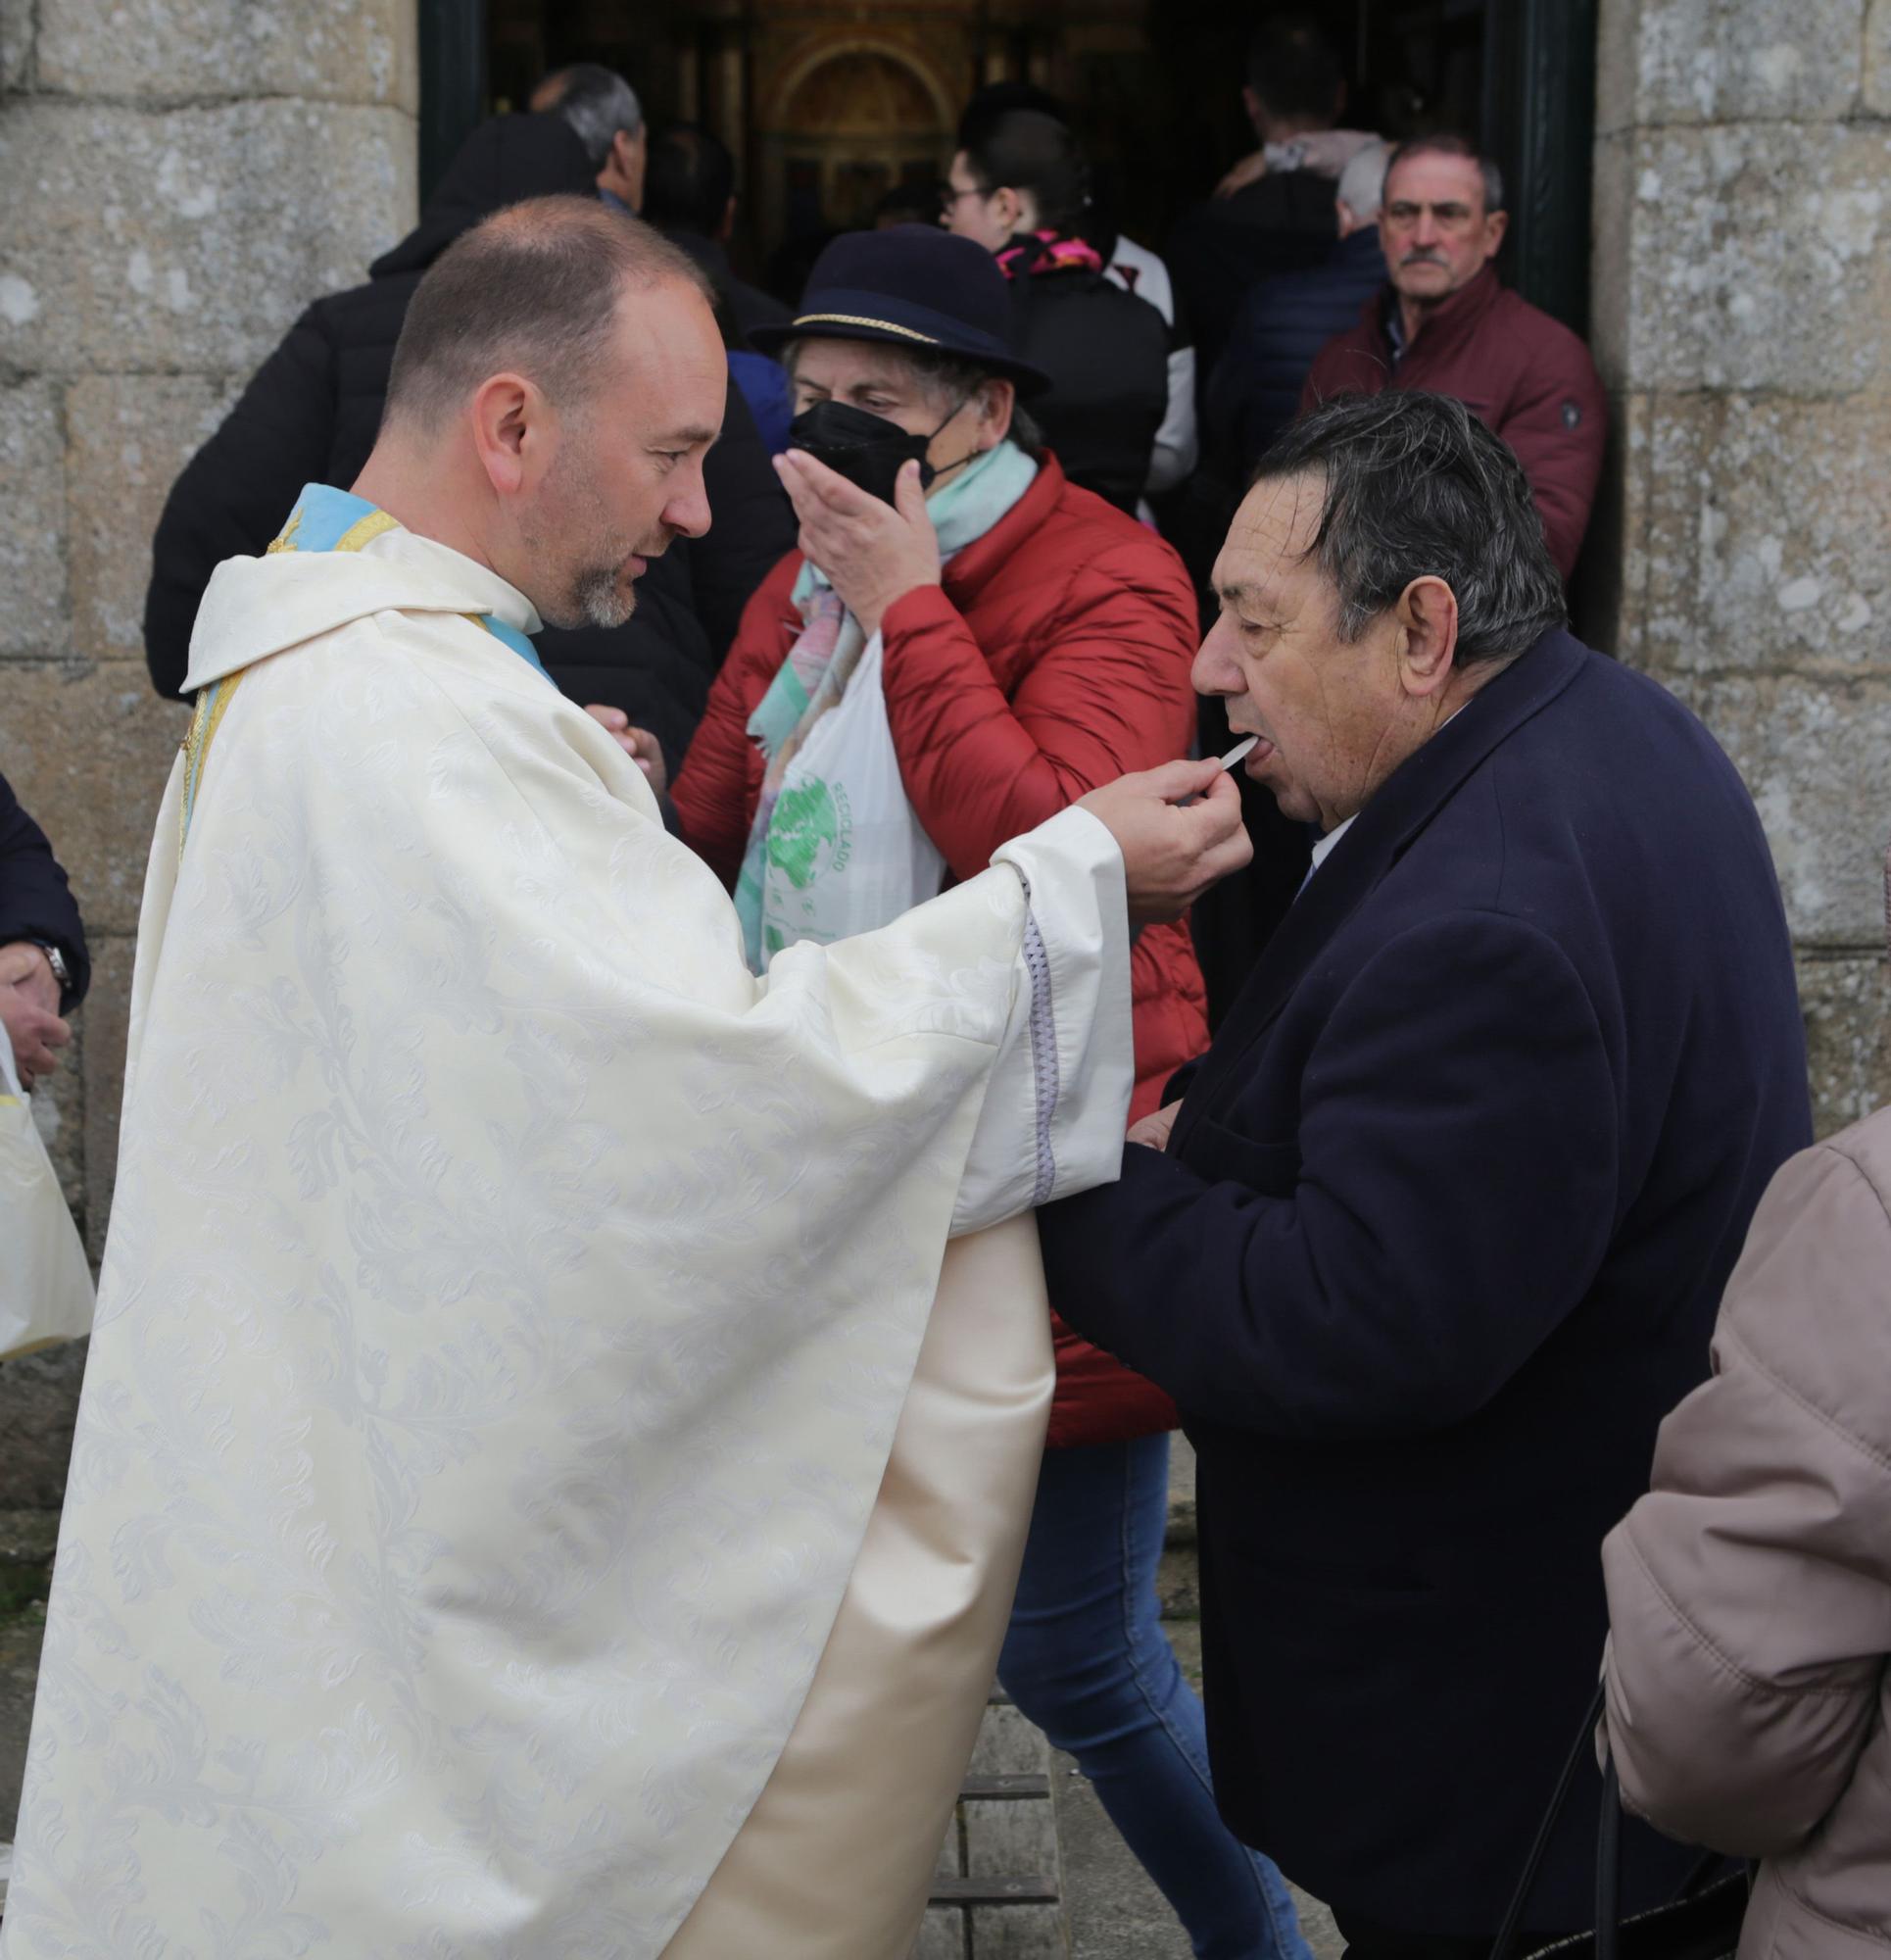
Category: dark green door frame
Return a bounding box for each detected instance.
[419,0,488,205]
[1482,0,1599,335]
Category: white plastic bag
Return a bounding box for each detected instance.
[0,1022,95,1360]
[758,632,946,967]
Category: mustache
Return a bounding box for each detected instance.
[1399,249,1448,267]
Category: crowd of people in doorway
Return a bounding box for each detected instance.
[4,11,1887,1960]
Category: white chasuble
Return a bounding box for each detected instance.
[1,500,1134,1959]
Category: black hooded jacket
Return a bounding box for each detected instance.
[142,114,793,771]
[999,234,1169,515]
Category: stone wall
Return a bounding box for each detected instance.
[0,0,417,1830]
[0,0,418,1253]
[1590,0,1891,1133]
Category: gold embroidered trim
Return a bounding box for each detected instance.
[177,670,249,862]
[181,498,394,861]
[792,313,940,345]
[336,509,399,553]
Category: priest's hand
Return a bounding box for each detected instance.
[1080,760,1251,924]
[776,451,941,639]
[1129,1100,1183,1152]
[584,707,668,794]
[1,981,70,1093]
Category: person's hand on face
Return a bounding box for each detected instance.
[582,706,668,792]
[1079,760,1252,925]
[775,451,942,640]
[0,940,60,1016]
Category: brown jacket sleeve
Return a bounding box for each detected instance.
[1601,1127,1891,1857]
[1298,327,1382,417]
[1492,329,1608,578]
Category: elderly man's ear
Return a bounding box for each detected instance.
[1394,575,1461,697]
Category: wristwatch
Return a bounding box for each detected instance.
[31,940,72,992]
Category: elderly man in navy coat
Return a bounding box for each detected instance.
[1039,391,1812,1959]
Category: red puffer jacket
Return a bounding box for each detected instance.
[673,454,1208,1447]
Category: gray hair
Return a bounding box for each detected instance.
[781,338,1044,458]
[544,64,643,171]
[1384,133,1505,217]
[1336,141,1390,221]
[1251,392,1566,667]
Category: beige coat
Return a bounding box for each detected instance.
[1602,1110,1891,1959]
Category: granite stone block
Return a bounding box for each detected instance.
[1587,131,1637,389]
[38,0,418,110]
[1666,671,1891,945]
[0,0,31,91]
[0,98,416,376]
[1869,0,1891,114]
[66,372,242,666]
[1595,0,1642,139]
[1799,953,1891,1137]
[0,664,184,938]
[0,378,71,662]
[1628,392,1891,674]
[1616,0,1865,124]
[1620,122,1890,394]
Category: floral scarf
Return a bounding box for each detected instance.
[733,438,1040,968]
[994,229,1105,278]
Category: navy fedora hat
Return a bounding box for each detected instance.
[750,224,1051,394]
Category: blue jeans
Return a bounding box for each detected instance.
[998,1433,1310,1960]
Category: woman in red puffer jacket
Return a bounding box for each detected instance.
[676,451,1201,1447]
[666,225,1306,1959]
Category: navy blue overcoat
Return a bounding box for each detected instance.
[1040,630,1813,1937]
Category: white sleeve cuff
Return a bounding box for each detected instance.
[951,806,1136,1234]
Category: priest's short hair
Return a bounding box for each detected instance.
[384,195,709,432]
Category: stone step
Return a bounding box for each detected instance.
[917,1694,1069,1958]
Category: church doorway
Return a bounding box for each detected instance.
[424,0,1594,330]
[762,46,954,245]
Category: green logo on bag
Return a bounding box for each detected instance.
[768,777,850,887]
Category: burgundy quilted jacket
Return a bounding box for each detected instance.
[1300,264,1607,577]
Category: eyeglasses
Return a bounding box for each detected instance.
[937,182,991,215]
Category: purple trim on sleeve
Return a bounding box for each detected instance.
[1019,896,1060,1206]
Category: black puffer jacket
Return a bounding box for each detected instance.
[1001,237,1169,514]
[1165,169,1338,404]
[1207,225,1386,474]
[143,114,794,772]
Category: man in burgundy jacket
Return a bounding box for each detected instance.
[1300,134,1606,578]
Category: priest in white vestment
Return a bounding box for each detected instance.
[1,201,1248,1958]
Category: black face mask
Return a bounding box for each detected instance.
[786,398,971,506]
